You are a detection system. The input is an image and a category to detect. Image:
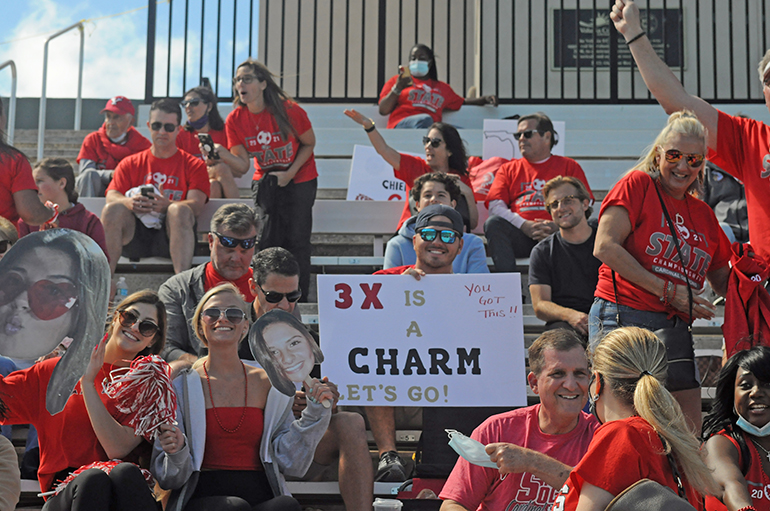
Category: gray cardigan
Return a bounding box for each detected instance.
[158,264,208,362]
[151,368,331,511]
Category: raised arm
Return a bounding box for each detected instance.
[379,68,413,116]
[343,109,402,170]
[610,0,718,149]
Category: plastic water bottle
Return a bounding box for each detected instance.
[114,277,129,304]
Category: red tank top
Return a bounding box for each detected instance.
[705,430,770,511]
[201,407,265,470]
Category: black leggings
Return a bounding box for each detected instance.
[185,470,300,511]
[42,463,157,511]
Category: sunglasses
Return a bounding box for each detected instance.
[211,232,257,250]
[257,284,302,304]
[201,307,246,325]
[119,309,160,338]
[0,273,77,320]
[417,228,458,244]
[0,240,12,254]
[513,129,543,140]
[180,98,205,108]
[150,122,178,133]
[545,195,580,211]
[422,137,444,148]
[233,75,258,85]
[663,149,705,168]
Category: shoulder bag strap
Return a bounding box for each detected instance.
[649,175,694,327]
[657,433,687,499]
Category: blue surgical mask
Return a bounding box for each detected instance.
[409,60,430,78]
[735,413,770,437]
[446,429,498,469]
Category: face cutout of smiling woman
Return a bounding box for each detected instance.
[0,229,110,414]
[249,309,324,398]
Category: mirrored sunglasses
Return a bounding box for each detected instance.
[257,284,302,304]
[119,309,160,337]
[664,149,704,168]
[150,122,177,133]
[513,129,543,140]
[212,232,257,250]
[417,228,458,244]
[201,307,246,325]
[422,137,444,148]
[0,273,77,320]
[545,195,580,211]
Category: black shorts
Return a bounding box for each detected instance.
[122,216,171,260]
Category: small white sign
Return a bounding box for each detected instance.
[317,273,526,407]
[483,120,567,160]
[346,145,420,202]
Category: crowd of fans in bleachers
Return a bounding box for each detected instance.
[3,0,770,510]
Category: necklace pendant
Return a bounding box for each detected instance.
[766,452,770,462]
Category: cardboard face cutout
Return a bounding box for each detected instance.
[249,309,324,398]
[0,230,110,414]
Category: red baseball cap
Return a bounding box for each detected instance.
[101,96,135,116]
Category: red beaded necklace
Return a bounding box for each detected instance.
[203,360,248,433]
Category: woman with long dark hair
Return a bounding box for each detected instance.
[702,346,770,511]
[344,109,478,231]
[378,43,497,129]
[209,60,317,301]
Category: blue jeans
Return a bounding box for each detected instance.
[588,297,678,349]
[394,114,434,129]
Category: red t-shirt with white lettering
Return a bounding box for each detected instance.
[485,156,593,221]
[107,148,210,201]
[594,170,731,321]
[225,101,317,183]
[0,150,36,224]
[176,128,228,161]
[380,76,464,128]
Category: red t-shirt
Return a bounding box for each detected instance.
[394,154,473,228]
[485,156,593,221]
[705,430,770,511]
[0,358,135,493]
[594,170,732,321]
[225,101,317,183]
[77,126,151,170]
[440,405,598,511]
[0,150,36,224]
[203,261,255,301]
[176,128,228,161]
[374,264,414,275]
[553,416,704,511]
[107,148,210,201]
[380,75,464,129]
[18,202,109,262]
[708,111,770,264]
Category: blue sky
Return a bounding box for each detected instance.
[0,0,259,99]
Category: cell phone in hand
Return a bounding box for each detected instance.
[198,133,220,160]
[401,65,411,78]
[140,185,154,198]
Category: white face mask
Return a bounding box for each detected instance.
[446,429,498,469]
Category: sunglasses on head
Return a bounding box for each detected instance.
[212,232,257,250]
[663,149,705,168]
[150,122,178,133]
[513,129,543,140]
[422,137,444,148]
[0,272,77,320]
[0,240,13,254]
[545,195,580,211]
[233,75,258,85]
[119,309,159,338]
[201,307,246,325]
[257,284,302,304]
[180,98,205,108]
[417,228,458,244]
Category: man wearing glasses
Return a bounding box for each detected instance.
[101,98,210,275]
[75,96,151,197]
[528,176,601,339]
[484,113,592,272]
[159,202,259,374]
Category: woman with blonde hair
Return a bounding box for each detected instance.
[152,283,333,511]
[590,110,732,431]
[552,326,717,510]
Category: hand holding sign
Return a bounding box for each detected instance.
[249,310,331,408]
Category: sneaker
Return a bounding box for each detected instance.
[375,450,408,482]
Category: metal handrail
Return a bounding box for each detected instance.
[0,60,17,146]
[38,22,85,161]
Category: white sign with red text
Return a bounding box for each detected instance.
[346,145,421,202]
[317,273,526,407]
